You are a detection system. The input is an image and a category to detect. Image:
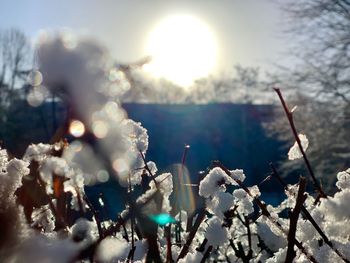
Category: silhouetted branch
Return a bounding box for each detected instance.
[285,177,307,263]
[213,160,319,263]
[273,87,326,198]
[200,245,213,263]
[270,163,350,263]
[177,207,206,261]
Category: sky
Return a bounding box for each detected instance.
[0,0,289,77]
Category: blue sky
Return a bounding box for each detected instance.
[0,0,289,73]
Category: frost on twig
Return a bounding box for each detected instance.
[285,177,307,263]
[288,134,309,160]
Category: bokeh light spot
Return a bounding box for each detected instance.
[97,170,110,183]
[112,158,129,175]
[69,120,85,138]
[92,120,109,138]
[27,85,48,107]
[27,70,43,86]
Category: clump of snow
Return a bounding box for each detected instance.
[39,157,71,194]
[230,169,246,184]
[40,157,70,179]
[23,143,53,162]
[0,158,30,208]
[256,218,287,252]
[7,158,30,190]
[288,134,309,160]
[31,205,55,232]
[147,161,158,175]
[232,185,261,215]
[0,148,8,175]
[95,237,129,262]
[319,190,350,221]
[37,34,115,119]
[63,141,105,186]
[205,216,229,246]
[336,169,350,190]
[137,172,173,215]
[122,119,149,154]
[71,218,97,247]
[199,167,233,198]
[178,250,202,263]
[11,234,79,263]
[265,248,287,263]
[207,191,235,218]
[248,185,261,197]
[150,172,173,196]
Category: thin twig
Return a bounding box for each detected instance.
[177,207,206,261]
[179,145,190,241]
[139,150,158,185]
[83,194,104,239]
[273,87,326,198]
[165,225,174,263]
[245,216,253,258]
[200,245,213,263]
[285,177,307,263]
[36,172,67,229]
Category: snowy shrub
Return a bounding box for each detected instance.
[0,34,349,263]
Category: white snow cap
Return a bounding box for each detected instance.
[95,237,129,262]
[205,216,229,246]
[207,191,235,218]
[288,134,309,160]
[230,169,246,184]
[199,167,233,198]
[24,143,53,162]
[336,169,350,190]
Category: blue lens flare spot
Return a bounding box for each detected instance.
[149,213,176,226]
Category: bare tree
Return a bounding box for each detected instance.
[0,29,31,106]
[261,1,350,189]
[281,0,350,104]
[264,90,350,190]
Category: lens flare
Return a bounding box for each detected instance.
[149,213,176,226]
[170,163,196,215]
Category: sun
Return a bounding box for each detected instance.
[144,15,218,87]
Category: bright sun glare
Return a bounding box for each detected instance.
[144,15,217,88]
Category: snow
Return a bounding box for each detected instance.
[31,205,55,232]
[230,169,246,184]
[336,169,350,190]
[147,161,158,175]
[7,158,30,190]
[207,191,235,218]
[23,143,53,162]
[12,234,79,263]
[288,134,309,160]
[256,218,286,252]
[0,148,9,175]
[71,218,97,247]
[178,251,202,263]
[95,237,129,262]
[199,167,233,198]
[205,216,229,246]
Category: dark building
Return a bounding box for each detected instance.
[1,101,287,217]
